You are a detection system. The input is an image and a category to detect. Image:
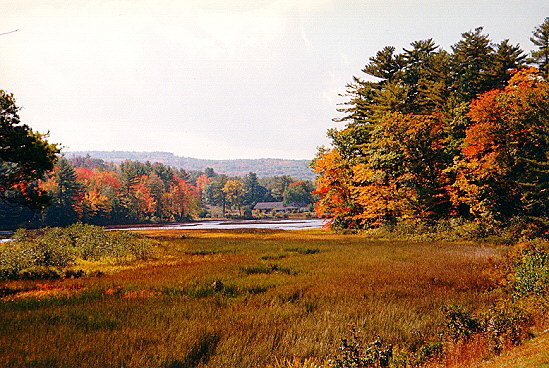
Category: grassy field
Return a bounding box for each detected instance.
[0,229,507,367]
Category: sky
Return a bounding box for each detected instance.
[1,1,548,160]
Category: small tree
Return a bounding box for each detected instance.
[223,179,244,216]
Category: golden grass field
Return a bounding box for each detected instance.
[0,229,511,367]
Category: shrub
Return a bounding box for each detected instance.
[332,328,393,368]
[443,305,481,341]
[0,224,156,280]
[481,303,533,353]
[510,243,549,298]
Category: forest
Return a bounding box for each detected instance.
[313,19,549,237]
[0,153,315,229]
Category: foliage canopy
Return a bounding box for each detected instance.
[314,22,549,233]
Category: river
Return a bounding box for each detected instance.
[0,219,326,242]
[110,218,326,231]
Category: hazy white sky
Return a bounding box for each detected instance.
[1,0,548,159]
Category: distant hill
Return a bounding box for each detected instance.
[66,151,315,180]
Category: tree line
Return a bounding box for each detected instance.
[313,19,549,234]
[1,147,315,229]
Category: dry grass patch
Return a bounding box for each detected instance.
[0,230,504,367]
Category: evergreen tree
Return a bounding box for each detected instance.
[489,39,526,88]
[1,90,59,211]
[42,158,82,226]
[242,172,268,207]
[204,175,228,216]
[530,17,549,78]
[450,27,495,102]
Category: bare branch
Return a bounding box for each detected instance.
[0,29,18,36]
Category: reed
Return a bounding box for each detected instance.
[0,229,504,367]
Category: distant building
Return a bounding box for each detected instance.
[253,202,309,213]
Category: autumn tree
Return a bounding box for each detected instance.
[312,148,359,229]
[195,174,213,201]
[160,176,199,222]
[223,179,244,216]
[455,68,549,221]
[314,25,543,231]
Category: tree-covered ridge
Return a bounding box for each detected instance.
[67,151,315,180]
[314,19,549,233]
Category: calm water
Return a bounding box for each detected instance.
[114,218,326,231]
[0,219,326,242]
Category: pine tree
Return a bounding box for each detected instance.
[42,158,82,226]
[530,17,549,78]
[450,27,495,102]
[242,172,268,207]
[489,39,526,88]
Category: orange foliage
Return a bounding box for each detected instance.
[133,176,157,216]
[75,167,95,187]
[457,68,549,218]
[351,164,399,226]
[195,174,213,196]
[94,171,121,190]
[83,186,112,216]
[160,177,200,221]
[312,149,357,228]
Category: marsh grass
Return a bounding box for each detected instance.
[0,229,504,367]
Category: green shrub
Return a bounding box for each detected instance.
[0,243,39,279]
[511,244,549,298]
[332,328,393,368]
[481,303,533,353]
[17,266,64,280]
[0,224,156,280]
[443,305,481,341]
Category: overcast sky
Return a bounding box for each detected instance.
[1,1,548,160]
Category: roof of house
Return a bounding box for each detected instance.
[253,202,309,210]
[254,202,285,210]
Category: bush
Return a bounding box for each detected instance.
[510,243,549,298]
[0,224,157,280]
[443,305,481,341]
[332,328,393,368]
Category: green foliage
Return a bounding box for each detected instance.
[482,303,533,353]
[510,243,549,298]
[0,90,59,218]
[332,328,393,368]
[530,17,549,78]
[443,305,481,341]
[40,157,82,226]
[0,224,156,280]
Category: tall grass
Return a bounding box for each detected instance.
[0,229,503,367]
